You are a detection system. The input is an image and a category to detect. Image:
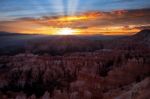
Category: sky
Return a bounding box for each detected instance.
[0,0,150,35]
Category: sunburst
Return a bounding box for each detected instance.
[57,28,75,35]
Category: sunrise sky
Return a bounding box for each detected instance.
[0,0,150,35]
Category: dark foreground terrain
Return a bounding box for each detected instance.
[0,30,150,99]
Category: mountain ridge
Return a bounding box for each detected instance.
[132,29,150,46]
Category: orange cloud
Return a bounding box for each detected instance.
[0,9,150,35]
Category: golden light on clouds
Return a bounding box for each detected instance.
[57,16,88,21]
[56,14,99,22]
[0,9,149,35]
[82,26,139,35]
[20,27,81,35]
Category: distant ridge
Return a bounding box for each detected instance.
[0,31,39,36]
[134,29,150,38]
[132,29,150,46]
[0,31,22,36]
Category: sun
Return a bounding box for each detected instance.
[57,28,75,35]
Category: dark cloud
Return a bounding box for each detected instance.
[133,25,150,30]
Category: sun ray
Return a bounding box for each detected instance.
[67,0,79,15]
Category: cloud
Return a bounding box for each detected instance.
[133,25,150,30]
[0,8,150,35]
